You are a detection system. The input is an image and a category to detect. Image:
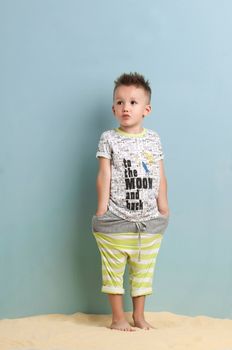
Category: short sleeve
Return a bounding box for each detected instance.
[96,132,112,159]
[154,134,164,161]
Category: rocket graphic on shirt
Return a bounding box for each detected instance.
[142,161,149,174]
[141,151,156,175]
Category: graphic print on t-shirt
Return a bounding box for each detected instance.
[123,157,153,211]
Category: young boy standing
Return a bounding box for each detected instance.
[92,72,169,331]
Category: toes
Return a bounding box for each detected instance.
[109,321,136,332]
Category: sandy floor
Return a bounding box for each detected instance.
[0,311,232,350]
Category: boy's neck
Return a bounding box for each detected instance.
[118,126,144,134]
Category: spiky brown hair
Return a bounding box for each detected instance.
[113,72,151,102]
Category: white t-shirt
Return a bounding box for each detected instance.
[96,127,164,222]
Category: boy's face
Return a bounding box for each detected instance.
[112,85,151,132]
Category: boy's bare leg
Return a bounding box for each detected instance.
[108,294,135,331]
[132,295,154,330]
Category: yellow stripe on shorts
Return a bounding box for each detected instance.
[93,231,163,297]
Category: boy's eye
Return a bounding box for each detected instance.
[116,101,122,105]
[131,100,137,105]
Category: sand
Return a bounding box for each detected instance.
[0,311,232,350]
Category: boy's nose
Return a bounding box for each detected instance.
[123,103,129,111]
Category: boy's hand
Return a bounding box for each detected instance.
[95,209,108,217]
[158,208,170,216]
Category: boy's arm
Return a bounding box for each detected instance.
[157,160,169,215]
[95,157,111,216]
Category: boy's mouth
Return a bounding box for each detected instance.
[122,114,131,118]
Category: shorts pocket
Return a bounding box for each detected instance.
[92,209,112,232]
[156,212,170,232]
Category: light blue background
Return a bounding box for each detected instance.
[1,0,232,319]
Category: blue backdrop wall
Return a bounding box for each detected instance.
[1,0,232,319]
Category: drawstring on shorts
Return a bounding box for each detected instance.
[135,221,147,261]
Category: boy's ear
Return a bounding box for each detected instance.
[112,105,115,114]
[144,104,152,116]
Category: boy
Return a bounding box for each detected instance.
[92,72,169,331]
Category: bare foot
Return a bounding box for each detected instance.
[133,316,155,330]
[110,319,136,331]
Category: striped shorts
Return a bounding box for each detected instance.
[92,210,169,297]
